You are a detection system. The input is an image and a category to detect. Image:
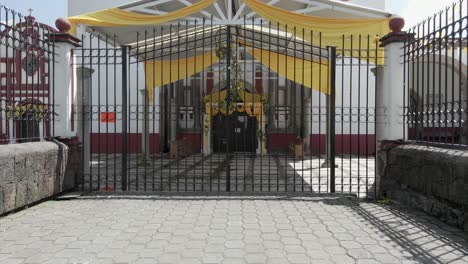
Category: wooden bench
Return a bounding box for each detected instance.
[170,138,193,159]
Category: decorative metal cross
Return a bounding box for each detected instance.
[27,8,33,16]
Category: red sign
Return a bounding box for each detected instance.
[101,112,115,123]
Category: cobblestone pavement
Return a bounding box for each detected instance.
[1,194,467,264]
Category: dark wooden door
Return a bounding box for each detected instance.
[212,112,257,153]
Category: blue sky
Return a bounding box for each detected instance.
[0,0,457,29]
[1,0,66,26]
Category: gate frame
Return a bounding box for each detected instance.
[73,17,381,196]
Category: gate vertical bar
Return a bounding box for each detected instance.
[327,46,337,193]
[226,25,232,192]
[121,46,129,191]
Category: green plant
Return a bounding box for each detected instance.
[256,128,266,143]
[137,154,151,166]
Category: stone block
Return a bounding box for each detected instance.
[0,141,82,215]
[26,152,46,174]
[15,181,28,208]
[3,183,16,212]
[0,155,15,184]
[44,152,59,177]
[465,212,468,232]
[14,155,28,182]
[454,155,468,207]
[37,171,50,200]
[27,173,40,205]
[0,186,4,215]
[50,174,60,196]
[380,144,468,230]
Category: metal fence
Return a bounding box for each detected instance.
[0,5,56,144]
[404,0,468,147]
[75,18,381,197]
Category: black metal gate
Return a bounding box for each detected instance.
[212,112,257,153]
[75,18,380,197]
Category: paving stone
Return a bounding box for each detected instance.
[224,248,246,258]
[243,244,265,254]
[357,259,382,264]
[324,245,347,255]
[341,240,364,249]
[348,249,373,259]
[159,253,182,263]
[287,253,311,263]
[0,195,467,264]
[202,253,223,263]
[374,253,400,264]
[225,240,244,249]
[307,249,330,259]
[221,258,244,264]
[244,253,267,263]
[331,254,357,264]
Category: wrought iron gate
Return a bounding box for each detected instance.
[75,19,380,197]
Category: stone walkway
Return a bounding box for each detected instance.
[83,154,376,198]
[0,194,467,264]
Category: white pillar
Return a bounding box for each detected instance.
[50,32,81,139]
[376,21,413,142]
[76,67,94,177]
[9,119,14,144]
[39,120,44,142]
[376,43,405,141]
[375,19,414,197]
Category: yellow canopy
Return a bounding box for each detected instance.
[144,41,330,100]
[243,0,388,64]
[144,51,219,101]
[204,89,263,104]
[204,89,228,103]
[241,41,330,95]
[67,0,216,36]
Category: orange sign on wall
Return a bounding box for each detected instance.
[101,112,116,123]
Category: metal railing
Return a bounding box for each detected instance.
[0,5,56,144]
[404,0,468,147]
[74,18,382,198]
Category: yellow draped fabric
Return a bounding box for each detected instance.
[243,0,389,64]
[204,89,228,103]
[240,41,330,94]
[67,0,216,36]
[144,51,219,101]
[203,90,263,103]
[204,99,263,118]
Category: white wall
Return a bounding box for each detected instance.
[307,57,377,135]
[87,59,157,134]
[75,33,158,134]
[408,58,467,129]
